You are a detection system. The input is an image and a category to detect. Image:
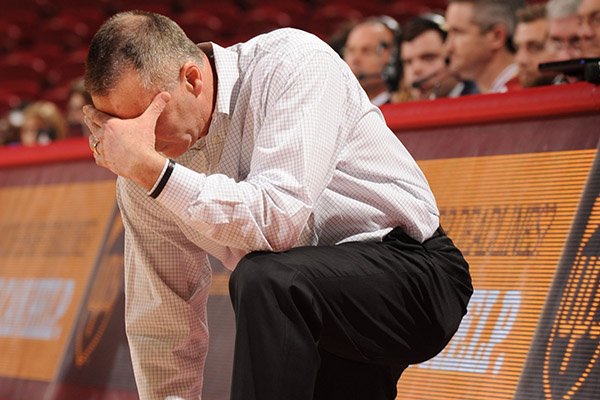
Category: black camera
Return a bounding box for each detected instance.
[538,58,600,84]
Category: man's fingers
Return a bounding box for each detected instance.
[83,104,111,127]
[142,91,171,122]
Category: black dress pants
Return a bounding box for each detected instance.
[228,227,473,400]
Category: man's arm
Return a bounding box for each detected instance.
[118,179,212,399]
[155,51,348,257]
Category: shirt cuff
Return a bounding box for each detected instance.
[153,162,207,213]
[147,158,175,198]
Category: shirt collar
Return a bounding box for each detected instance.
[210,42,239,116]
[371,91,391,107]
[490,63,518,93]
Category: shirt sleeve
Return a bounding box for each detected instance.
[118,178,212,399]
[156,50,348,260]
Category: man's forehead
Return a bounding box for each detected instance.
[92,90,152,120]
[580,0,600,12]
[446,2,475,24]
[516,19,548,36]
[92,69,154,119]
[348,23,392,43]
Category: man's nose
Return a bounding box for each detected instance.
[579,20,594,40]
[515,50,527,65]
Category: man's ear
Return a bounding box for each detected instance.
[181,62,203,96]
[487,24,509,50]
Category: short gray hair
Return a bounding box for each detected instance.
[546,0,582,20]
[85,11,204,96]
[448,0,524,51]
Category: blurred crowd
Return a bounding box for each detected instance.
[339,0,599,105]
[0,78,91,147]
[0,0,598,148]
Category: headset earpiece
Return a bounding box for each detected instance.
[376,15,402,93]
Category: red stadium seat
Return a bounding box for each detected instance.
[54,7,109,38]
[46,48,87,88]
[235,7,293,39]
[1,51,47,73]
[306,4,363,40]
[0,88,21,116]
[181,3,242,38]
[243,0,309,27]
[41,84,72,110]
[383,3,431,24]
[36,18,89,51]
[178,0,241,21]
[2,6,41,30]
[29,42,65,71]
[317,0,384,18]
[0,21,29,53]
[0,79,42,102]
[0,64,42,83]
[174,9,226,40]
[112,0,175,17]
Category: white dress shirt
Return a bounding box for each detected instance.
[370,90,392,106]
[117,28,439,399]
[490,63,519,93]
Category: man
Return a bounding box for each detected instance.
[514,3,556,87]
[342,16,401,106]
[83,11,472,400]
[578,0,600,56]
[547,0,583,61]
[445,0,524,93]
[401,13,476,100]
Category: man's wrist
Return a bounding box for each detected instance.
[128,152,168,192]
[148,158,175,198]
[147,158,170,196]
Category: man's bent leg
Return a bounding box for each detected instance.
[228,230,471,400]
[313,349,405,400]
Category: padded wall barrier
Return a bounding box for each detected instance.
[0,82,598,399]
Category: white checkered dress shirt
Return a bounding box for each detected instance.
[117,28,439,399]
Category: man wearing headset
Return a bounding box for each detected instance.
[400,13,479,100]
[343,16,401,106]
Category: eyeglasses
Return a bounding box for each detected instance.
[517,41,547,55]
[546,36,581,52]
[343,42,391,59]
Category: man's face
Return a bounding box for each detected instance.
[579,0,600,56]
[92,67,209,158]
[343,23,394,95]
[514,19,553,87]
[445,2,495,81]
[547,15,582,61]
[401,30,448,99]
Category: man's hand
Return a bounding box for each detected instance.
[83,92,171,190]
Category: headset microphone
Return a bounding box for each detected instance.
[411,70,439,89]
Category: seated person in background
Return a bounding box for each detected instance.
[514,3,556,87]
[547,0,583,60]
[66,78,93,137]
[445,0,524,93]
[401,13,476,100]
[343,16,402,106]
[547,0,584,83]
[19,101,67,146]
[578,0,600,56]
[0,103,27,146]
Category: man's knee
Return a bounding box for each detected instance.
[229,251,291,305]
